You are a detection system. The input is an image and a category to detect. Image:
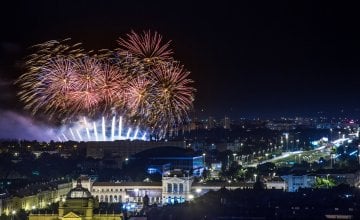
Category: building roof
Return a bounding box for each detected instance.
[66,179,92,199]
[132,146,200,158]
[12,179,69,198]
[192,181,253,188]
[92,181,162,187]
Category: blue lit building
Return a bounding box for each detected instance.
[132,147,205,177]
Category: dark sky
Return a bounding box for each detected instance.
[1,0,360,119]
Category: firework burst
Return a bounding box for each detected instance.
[150,62,195,128]
[16,31,195,138]
[117,30,173,63]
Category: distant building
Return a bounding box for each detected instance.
[132,147,205,177]
[316,170,360,187]
[282,170,360,192]
[210,162,222,179]
[224,117,230,129]
[146,163,171,175]
[281,174,316,192]
[86,140,185,165]
[206,116,215,129]
[264,177,286,191]
[227,139,243,152]
[266,120,296,131]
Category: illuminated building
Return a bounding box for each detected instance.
[74,174,252,206]
[1,181,72,215]
[28,180,123,220]
[132,147,205,177]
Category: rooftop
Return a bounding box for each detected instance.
[92,181,162,187]
[132,146,200,158]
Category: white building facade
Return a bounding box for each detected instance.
[73,175,252,205]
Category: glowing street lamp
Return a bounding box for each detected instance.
[202,153,206,167]
[11,210,16,220]
[254,174,257,182]
[188,194,194,200]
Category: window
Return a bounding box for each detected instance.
[179,183,184,193]
[173,183,178,193]
[167,183,172,193]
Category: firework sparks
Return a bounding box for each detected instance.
[150,62,195,128]
[117,30,173,62]
[16,31,195,138]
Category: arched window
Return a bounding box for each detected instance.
[105,195,108,203]
[100,195,104,202]
[114,195,118,202]
[173,183,178,193]
[179,183,184,193]
[109,195,113,203]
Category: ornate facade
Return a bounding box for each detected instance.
[28,180,123,220]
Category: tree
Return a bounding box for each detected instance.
[253,179,265,191]
[314,177,336,188]
[257,162,276,176]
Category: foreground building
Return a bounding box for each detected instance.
[76,174,253,205]
[1,181,72,215]
[29,180,123,220]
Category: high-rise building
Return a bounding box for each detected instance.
[224,116,230,129]
[207,116,215,129]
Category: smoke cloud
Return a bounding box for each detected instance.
[0,111,57,141]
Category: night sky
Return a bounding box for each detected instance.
[1,0,360,119]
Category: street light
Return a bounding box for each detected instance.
[227,155,230,170]
[254,174,257,182]
[326,174,330,189]
[11,210,16,220]
[330,128,333,142]
[188,194,194,200]
[202,153,206,167]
